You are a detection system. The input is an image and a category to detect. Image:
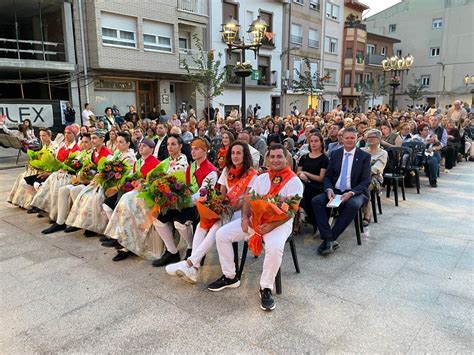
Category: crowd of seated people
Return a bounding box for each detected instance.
[6,99,473,312]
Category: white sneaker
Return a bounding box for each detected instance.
[165,260,188,276]
[176,264,198,284]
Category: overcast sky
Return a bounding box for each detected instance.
[362,0,402,19]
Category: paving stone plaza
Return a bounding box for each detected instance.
[0,150,472,353]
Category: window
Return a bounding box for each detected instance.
[344,72,351,87]
[293,0,304,4]
[223,1,238,21]
[324,68,337,84]
[430,47,440,57]
[308,29,319,48]
[432,18,443,28]
[389,24,396,33]
[310,0,321,11]
[364,72,372,83]
[101,12,136,48]
[259,11,274,46]
[310,62,318,86]
[179,38,188,51]
[325,2,340,21]
[396,49,402,57]
[225,50,241,84]
[356,50,364,63]
[291,23,303,45]
[143,20,173,52]
[325,36,338,54]
[421,75,430,87]
[381,46,386,56]
[293,59,302,80]
[366,44,375,55]
[257,56,271,86]
[345,47,353,58]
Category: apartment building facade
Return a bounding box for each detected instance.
[74,0,209,120]
[364,32,400,109]
[366,0,474,109]
[320,0,344,112]
[0,0,78,128]
[211,0,285,117]
[340,0,368,111]
[281,0,323,115]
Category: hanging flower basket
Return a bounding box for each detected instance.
[234,69,253,78]
[389,76,400,87]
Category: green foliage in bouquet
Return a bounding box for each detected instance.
[27,149,63,172]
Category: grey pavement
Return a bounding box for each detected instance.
[0,160,473,353]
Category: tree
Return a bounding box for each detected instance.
[292,57,324,108]
[181,34,227,122]
[406,79,427,106]
[361,77,387,109]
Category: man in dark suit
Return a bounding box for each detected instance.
[312,127,371,255]
[153,122,169,161]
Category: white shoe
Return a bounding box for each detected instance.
[165,260,188,276]
[176,264,198,284]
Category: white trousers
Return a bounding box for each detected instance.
[215,217,293,290]
[56,184,86,225]
[465,140,474,158]
[188,210,241,268]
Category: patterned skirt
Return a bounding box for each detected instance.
[30,171,73,219]
[8,166,39,209]
[104,190,164,260]
[66,184,109,234]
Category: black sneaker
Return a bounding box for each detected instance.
[41,223,66,235]
[207,275,240,292]
[99,235,110,242]
[317,240,339,255]
[27,207,39,214]
[152,251,180,267]
[64,226,80,233]
[260,288,276,311]
[112,250,133,262]
[185,248,192,259]
[430,181,437,188]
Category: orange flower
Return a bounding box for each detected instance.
[280,202,289,212]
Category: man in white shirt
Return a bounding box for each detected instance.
[81,103,94,127]
[208,144,303,311]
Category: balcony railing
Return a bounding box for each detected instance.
[366,53,385,66]
[0,37,65,62]
[179,49,204,69]
[177,0,208,16]
[308,39,319,48]
[291,35,303,45]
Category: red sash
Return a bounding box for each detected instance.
[226,168,257,202]
[266,166,296,197]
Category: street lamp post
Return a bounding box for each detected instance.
[221,15,268,127]
[381,54,414,111]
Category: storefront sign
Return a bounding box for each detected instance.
[94,79,135,91]
[0,104,54,127]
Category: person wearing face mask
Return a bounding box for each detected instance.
[166,141,258,284]
[208,144,303,312]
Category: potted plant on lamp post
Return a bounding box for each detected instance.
[234,61,253,78]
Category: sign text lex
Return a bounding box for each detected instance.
[0,104,54,127]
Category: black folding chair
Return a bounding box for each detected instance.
[232,212,301,295]
[370,189,382,223]
[383,146,412,206]
[402,141,426,194]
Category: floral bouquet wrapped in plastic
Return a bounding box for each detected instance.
[196,183,233,230]
[138,170,193,216]
[245,191,301,256]
[95,157,131,193]
[61,152,84,174]
[27,149,63,172]
[74,158,97,184]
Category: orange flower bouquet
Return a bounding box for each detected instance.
[246,191,301,256]
[196,183,233,230]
